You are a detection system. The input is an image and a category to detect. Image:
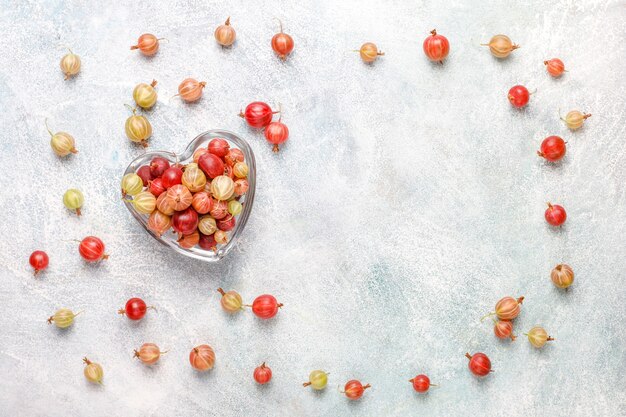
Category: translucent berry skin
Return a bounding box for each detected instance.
[544,58,565,77]
[423,29,450,62]
[121,298,148,320]
[79,236,107,262]
[29,251,49,275]
[253,362,272,384]
[537,136,566,162]
[343,380,371,400]
[189,344,215,371]
[161,167,184,189]
[466,352,491,377]
[508,85,530,108]
[410,374,432,393]
[150,157,170,178]
[251,294,283,319]
[494,320,516,341]
[545,203,567,226]
[239,102,274,128]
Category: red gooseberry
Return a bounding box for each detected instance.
[79,236,108,262]
[119,297,153,320]
[265,119,289,153]
[172,207,199,235]
[189,344,215,371]
[130,33,162,56]
[29,250,49,275]
[544,58,565,77]
[410,374,435,393]
[150,157,170,177]
[423,29,450,63]
[217,215,236,232]
[508,85,530,108]
[250,294,283,319]
[192,192,213,214]
[239,102,277,128]
[545,203,566,226]
[537,136,566,162]
[465,352,492,377]
[148,177,166,197]
[225,149,245,166]
[198,153,225,179]
[253,362,272,384]
[161,166,183,189]
[137,165,153,186]
[483,296,524,321]
[198,233,218,251]
[493,320,516,341]
[343,380,371,400]
[208,138,230,158]
[271,20,294,61]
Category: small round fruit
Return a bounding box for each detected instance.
[525,326,554,348]
[134,343,164,365]
[465,352,491,377]
[119,297,151,320]
[562,110,591,130]
[48,308,81,328]
[410,374,434,393]
[537,136,566,162]
[253,362,272,384]
[545,203,567,226]
[83,357,103,384]
[29,250,49,275]
[217,288,243,312]
[551,264,574,289]
[79,236,108,262]
[251,294,283,319]
[508,85,530,108]
[189,345,215,371]
[303,370,328,390]
[544,58,565,77]
[494,320,516,341]
[343,380,370,400]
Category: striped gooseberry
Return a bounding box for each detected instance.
[508,85,530,108]
[253,362,272,384]
[493,319,516,341]
[177,78,206,102]
[525,326,554,348]
[423,29,450,63]
[198,153,225,179]
[234,179,249,196]
[172,207,199,235]
[156,193,175,216]
[228,200,243,216]
[225,148,244,166]
[134,343,165,365]
[46,119,77,156]
[60,49,81,79]
[271,20,294,60]
[357,42,384,63]
[265,119,289,152]
[342,380,370,400]
[537,136,566,162]
[303,370,328,390]
[165,184,193,211]
[190,344,215,371]
[551,264,574,289]
[149,177,166,197]
[544,58,565,77]
[182,164,207,193]
[208,138,230,157]
[545,203,566,226]
[124,106,152,147]
[119,297,154,321]
[121,173,144,197]
[199,233,218,251]
[130,33,162,56]
[465,352,491,377]
[150,157,170,177]
[250,294,282,319]
[133,80,158,109]
[48,308,81,328]
[233,162,248,178]
[198,216,217,235]
[128,191,156,215]
[137,165,153,185]
[29,250,49,275]
[482,296,524,321]
[79,236,108,262]
[83,357,103,384]
[217,215,236,232]
[210,200,228,220]
[147,210,172,237]
[410,374,435,393]
[217,288,244,313]
[192,192,213,214]
[239,102,277,128]
[481,34,519,58]
[561,110,591,130]
[63,188,84,216]
[161,167,184,189]
[178,230,199,248]
[214,230,229,244]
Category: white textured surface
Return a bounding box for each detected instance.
[0,0,625,416]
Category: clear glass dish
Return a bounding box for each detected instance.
[122,130,256,262]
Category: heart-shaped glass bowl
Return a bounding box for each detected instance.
[123,130,256,262]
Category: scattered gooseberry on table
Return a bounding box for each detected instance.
[83,357,103,384]
[561,110,591,130]
[134,343,165,365]
[217,288,243,313]
[254,362,272,384]
[537,136,566,162]
[343,380,371,400]
[465,352,491,377]
[265,117,289,152]
[544,58,565,77]
[271,19,294,60]
[493,319,516,341]
[239,102,277,128]
[481,34,519,58]
[60,48,81,79]
[551,264,574,289]
[215,17,236,46]
[63,189,84,216]
[508,85,530,108]
[125,105,152,147]
[29,250,49,275]
[545,203,566,226]
[119,297,153,321]
[79,236,108,262]
[177,78,206,103]
[303,370,328,390]
[48,308,81,329]
[133,80,158,109]
[525,326,554,348]
[356,42,384,63]
[189,344,215,371]
[410,374,435,393]
[131,33,163,56]
[482,296,524,321]
[46,119,77,157]
[250,294,283,319]
[423,29,450,63]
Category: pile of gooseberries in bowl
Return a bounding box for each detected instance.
[121,130,255,262]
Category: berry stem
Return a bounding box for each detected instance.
[465,352,472,360]
[303,382,311,387]
[217,288,226,296]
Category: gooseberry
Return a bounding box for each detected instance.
[192,192,213,214]
[29,250,49,275]
[234,179,249,196]
[177,78,206,103]
[508,85,530,108]
[46,119,77,156]
[121,173,144,197]
[161,166,184,189]
[493,319,516,341]
[210,200,228,220]
[190,344,215,371]
[149,177,166,197]
[198,216,217,235]
[228,200,243,216]
[271,20,294,61]
[465,352,491,377]
[178,230,200,249]
[343,380,370,400]
[225,149,245,166]
[63,188,84,216]
[544,58,565,77]
[199,153,225,179]
[537,136,566,162]
[119,297,153,320]
[525,326,554,348]
[133,80,158,109]
[79,236,108,262]
[208,138,230,158]
[545,203,566,226]
[217,288,243,313]
[482,296,524,321]
[265,119,289,153]
[254,362,272,384]
[214,17,236,46]
[156,193,175,216]
[130,33,162,56]
[182,164,207,193]
[134,343,165,365]
[129,191,156,215]
[423,29,450,63]
[303,370,328,390]
[561,110,591,130]
[48,308,81,329]
[251,294,282,319]
[214,230,229,244]
[481,34,519,58]
[137,165,153,185]
[83,357,103,384]
[217,215,236,232]
[199,233,218,251]
[357,42,384,63]
[211,175,235,201]
[551,264,574,289]
[233,162,249,178]
[125,106,152,147]
[193,147,209,163]
[147,210,172,237]
[239,102,276,128]
[410,374,434,393]
[60,49,81,79]
[172,207,199,235]
[150,157,170,177]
